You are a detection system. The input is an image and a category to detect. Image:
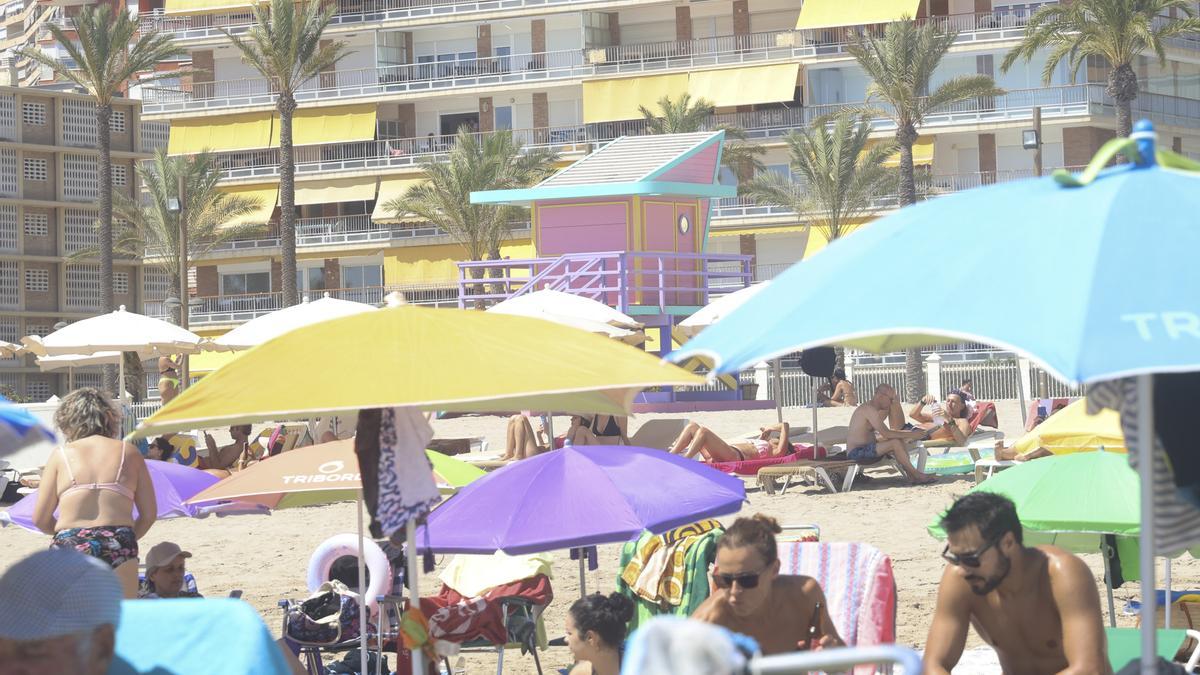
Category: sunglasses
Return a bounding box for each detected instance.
[712,569,764,590]
[941,537,1000,568]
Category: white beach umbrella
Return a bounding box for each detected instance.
[0,341,22,357]
[210,293,377,351]
[488,289,643,330]
[36,352,124,371]
[678,281,771,339]
[21,306,203,357]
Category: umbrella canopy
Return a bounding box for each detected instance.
[671,131,1200,386]
[36,352,123,371]
[0,341,22,357]
[210,294,378,352]
[926,451,1139,551]
[417,445,745,554]
[677,282,771,339]
[185,439,484,509]
[1,460,234,532]
[21,306,203,357]
[1011,399,1126,457]
[132,302,704,437]
[487,289,644,344]
[0,394,55,456]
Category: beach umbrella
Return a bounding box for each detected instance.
[21,306,203,357]
[0,394,55,456]
[209,293,377,352]
[487,289,644,344]
[0,460,249,532]
[417,445,745,594]
[184,439,484,509]
[672,121,1198,670]
[1008,399,1126,457]
[0,340,22,357]
[131,299,704,438]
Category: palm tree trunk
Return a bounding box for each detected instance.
[1108,64,1138,142]
[123,351,146,403]
[97,103,117,396]
[171,271,185,326]
[896,125,923,403]
[278,93,299,307]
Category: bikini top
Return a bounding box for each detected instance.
[590,414,623,438]
[58,446,135,501]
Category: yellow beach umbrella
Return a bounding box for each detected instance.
[1010,399,1126,456]
[132,301,704,437]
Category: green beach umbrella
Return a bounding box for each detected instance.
[427,449,486,494]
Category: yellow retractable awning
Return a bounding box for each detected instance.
[163,0,265,15]
[867,135,934,167]
[583,73,690,124]
[295,177,378,206]
[168,112,274,155]
[687,64,801,108]
[709,224,811,237]
[372,177,426,222]
[189,350,243,376]
[219,184,278,229]
[271,104,378,147]
[796,0,921,30]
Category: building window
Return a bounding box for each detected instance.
[342,264,382,288]
[24,323,50,338]
[111,110,126,133]
[114,272,129,295]
[23,157,46,181]
[26,379,50,402]
[21,101,45,126]
[24,267,48,292]
[295,267,326,293]
[112,164,127,187]
[23,212,47,236]
[220,271,270,295]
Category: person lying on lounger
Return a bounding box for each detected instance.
[692,514,842,655]
[909,392,971,446]
[924,493,1110,675]
[501,415,596,460]
[992,441,1053,463]
[847,384,938,484]
[667,422,794,463]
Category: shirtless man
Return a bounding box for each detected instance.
[924,493,1110,675]
[847,384,937,484]
[693,514,842,655]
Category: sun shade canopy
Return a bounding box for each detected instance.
[796,0,922,30]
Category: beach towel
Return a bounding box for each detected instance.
[420,573,553,647]
[621,521,720,606]
[377,407,439,543]
[710,444,826,475]
[439,552,554,598]
[617,528,721,628]
[778,541,897,675]
[925,449,993,475]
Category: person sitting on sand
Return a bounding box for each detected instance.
[817,369,858,408]
[847,384,937,484]
[692,515,841,655]
[924,493,1109,675]
[668,422,794,463]
[565,592,634,675]
[139,541,201,599]
[201,425,262,476]
[909,392,971,445]
[501,415,596,460]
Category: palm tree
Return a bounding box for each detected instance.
[849,18,1003,402]
[384,128,558,307]
[73,150,263,325]
[743,112,897,370]
[638,94,766,180]
[21,4,185,395]
[224,0,348,307]
[1002,0,1200,139]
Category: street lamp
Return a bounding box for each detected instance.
[165,175,189,389]
[1021,129,1039,150]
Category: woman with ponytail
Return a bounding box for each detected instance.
[565,592,634,674]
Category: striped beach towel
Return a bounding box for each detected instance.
[778,541,897,675]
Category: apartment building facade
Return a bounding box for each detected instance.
[129,0,1200,337]
[0,86,163,399]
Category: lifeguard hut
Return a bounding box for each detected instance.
[464,131,766,411]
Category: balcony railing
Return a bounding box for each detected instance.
[176,283,460,324]
[142,49,588,113]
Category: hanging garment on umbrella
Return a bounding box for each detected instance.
[1088,378,1200,553]
[377,407,438,543]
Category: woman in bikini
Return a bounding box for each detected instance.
[587,414,629,445]
[33,387,158,598]
[668,422,794,463]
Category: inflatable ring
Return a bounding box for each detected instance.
[307,533,393,616]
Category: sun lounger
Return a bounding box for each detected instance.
[757,457,860,495]
[974,458,1017,482]
[711,451,805,477]
[628,418,689,450]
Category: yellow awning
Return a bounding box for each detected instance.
[295,177,377,206]
[796,0,921,30]
[687,64,801,108]
[163,0,264,15]
[189,350,243,376]
[869,135,934,168]
[372,177,426,222]
[582,73,690,124]
[219,184,277,228]
[271,104,378,147]
[167,112,273,155]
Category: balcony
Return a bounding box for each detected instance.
[150,283,461,325]
[141,49,589,114]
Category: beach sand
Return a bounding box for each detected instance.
[2,400,1193,673]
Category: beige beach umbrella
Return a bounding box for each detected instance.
[21,306,203,357]
[210,293,377,352]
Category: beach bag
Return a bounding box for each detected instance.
[0,468,21,502]
[285,580,363,645]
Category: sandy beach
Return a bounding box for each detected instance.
[2,399,1190,674]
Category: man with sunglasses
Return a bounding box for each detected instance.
[924,493,1109,674]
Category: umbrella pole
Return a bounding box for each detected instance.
[773,358,783,423]
[407,520,421,675]
[1137,374,1156,675]
[578,549,587,598]
[812,383,819,457]
[1102,541,1116,628]
[1166,558,1172,629]
[357,490,369,673]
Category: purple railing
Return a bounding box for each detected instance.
[457,251,753,312]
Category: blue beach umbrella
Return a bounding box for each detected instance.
[672,120,1199,672]
[0,394,54,456]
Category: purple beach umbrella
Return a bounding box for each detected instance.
[417,445,746,555]
[1,460,260,533]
